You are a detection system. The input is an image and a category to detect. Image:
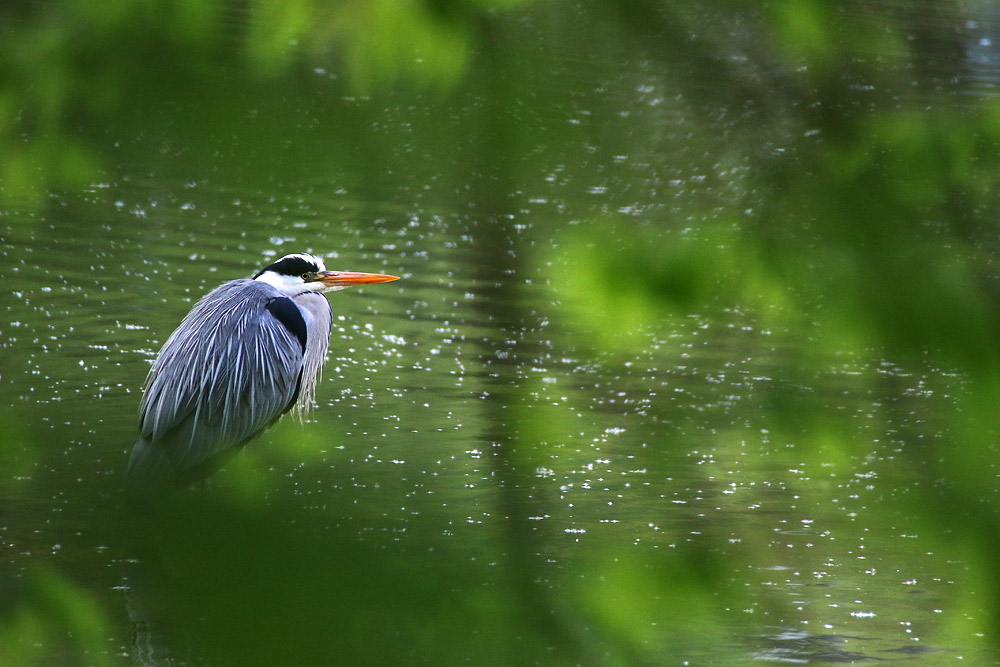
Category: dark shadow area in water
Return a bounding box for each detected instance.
[117,490,592,666]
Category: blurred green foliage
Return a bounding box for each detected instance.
[6,0,1000,664]
[545,2,1000,657]
[0,0,520,209]
[0,567,117,667]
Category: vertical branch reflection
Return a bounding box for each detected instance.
[462,16,592,662]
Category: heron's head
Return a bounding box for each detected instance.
[253,253,399,295]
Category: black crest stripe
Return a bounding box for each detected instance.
[253,255,319,278]
[265,297,307,352]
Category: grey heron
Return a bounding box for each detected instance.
[127,253,399,492]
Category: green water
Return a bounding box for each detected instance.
[4,1,1000,664]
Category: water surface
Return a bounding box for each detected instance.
[3,2,1000,664]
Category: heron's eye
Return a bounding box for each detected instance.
[301,273,310,280]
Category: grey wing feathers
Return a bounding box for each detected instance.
[129,279,305,483]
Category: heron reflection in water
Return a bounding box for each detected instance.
[127,253,399,493]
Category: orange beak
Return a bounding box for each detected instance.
[317,271,400,286]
